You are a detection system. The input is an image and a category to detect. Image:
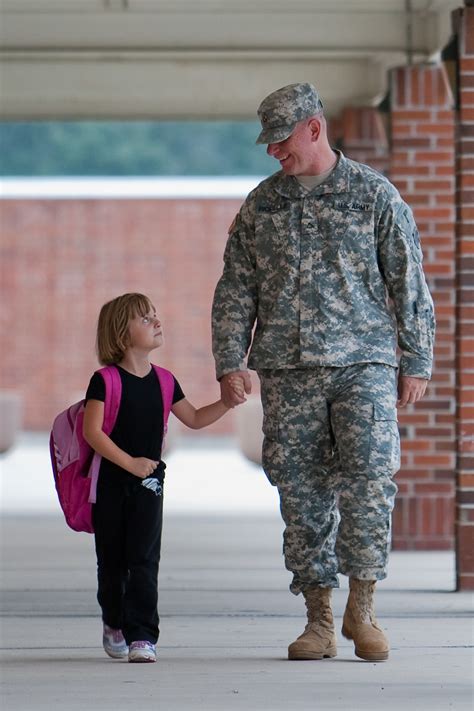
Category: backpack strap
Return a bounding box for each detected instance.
[98,365,122,434]
[88,365,122,504]
[152,365,175,431]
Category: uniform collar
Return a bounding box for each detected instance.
[272,150,352,199]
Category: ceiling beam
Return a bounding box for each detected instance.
[0,0,460,120]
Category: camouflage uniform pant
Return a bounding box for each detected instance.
[258,364,400,594]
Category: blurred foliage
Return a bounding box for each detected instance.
[0,121,276,176]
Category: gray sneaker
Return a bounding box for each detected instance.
[128,641,156,663]
[103,624,128,659]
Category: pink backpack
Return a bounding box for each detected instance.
[50,364,175,533]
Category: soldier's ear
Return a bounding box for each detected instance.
[308,118,321,142]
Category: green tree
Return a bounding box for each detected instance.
[0,121,275,176]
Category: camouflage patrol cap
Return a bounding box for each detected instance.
[256,83,324,145]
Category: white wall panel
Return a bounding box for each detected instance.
[0,0,460,119]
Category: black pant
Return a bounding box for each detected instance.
[92,467,164,645]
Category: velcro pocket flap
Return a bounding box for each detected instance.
[373,402,398,422]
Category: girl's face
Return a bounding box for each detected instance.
[127,308,163,352]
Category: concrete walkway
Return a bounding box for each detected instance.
[0,513,472,711]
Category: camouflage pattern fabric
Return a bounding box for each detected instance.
[211,150,434,591]
[212,151,435,381]
[259,364,399,593]
[256,82,324,145]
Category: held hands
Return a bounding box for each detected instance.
[397,375,428,407]
[220,371,252,408]
[129,457,159,479]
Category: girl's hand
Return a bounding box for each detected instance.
[129,457,159,479]
[220,371,251,407]
[228,375,245,398]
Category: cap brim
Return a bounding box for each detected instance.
[255,123,296,145]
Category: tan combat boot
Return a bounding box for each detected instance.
[288,587,337,660]
[341,578,389,661]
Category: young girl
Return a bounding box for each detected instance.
[83,293,244,663]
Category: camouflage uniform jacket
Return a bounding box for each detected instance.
[212,152,435,380]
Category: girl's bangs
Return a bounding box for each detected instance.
[132,295,154,317]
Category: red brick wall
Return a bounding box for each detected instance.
[388,64,456,550]
[339,106,390,175]
[0,196,242,435]
[453,3,474,590]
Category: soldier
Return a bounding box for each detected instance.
[212,83,435,662]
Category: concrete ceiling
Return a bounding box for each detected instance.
[0,0,461,120]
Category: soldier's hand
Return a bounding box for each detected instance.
[397,375,428,407]
[220,371,252,408]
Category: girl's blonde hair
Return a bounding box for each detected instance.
[96,293,155,365]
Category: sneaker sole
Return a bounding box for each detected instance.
[104,649,129,659]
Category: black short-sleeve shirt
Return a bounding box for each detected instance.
[85,365,184,482]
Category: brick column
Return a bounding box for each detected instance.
[452,2,474,591]
[388,63,457,550]
[327,115,343,151]
[339,106,389,174]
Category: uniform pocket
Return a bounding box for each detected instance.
[317,204,374,261]
[255,212,287,269]
[262,415,319,487]
[370,403,400,475]
[263,416,324,446]
[261,416,282,486]
[333,397,400,478]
